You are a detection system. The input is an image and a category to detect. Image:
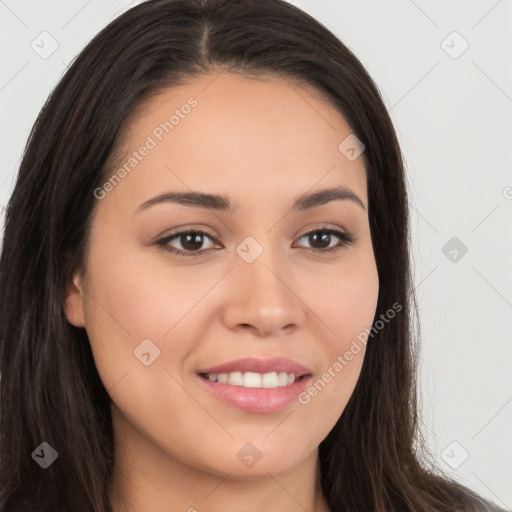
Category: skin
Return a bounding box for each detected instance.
[64,71,379,512]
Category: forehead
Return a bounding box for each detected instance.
[105,71,367,212]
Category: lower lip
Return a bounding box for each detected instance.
[196,374,312,413]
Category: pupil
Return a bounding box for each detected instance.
[310,231,330,249]
[182,233,203,251]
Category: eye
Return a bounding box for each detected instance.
[293,226,356,254]
[156,229,217,258]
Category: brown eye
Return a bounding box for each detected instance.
[157,230,217,258]
[294,228,355,253]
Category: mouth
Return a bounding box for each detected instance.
[195,371,313,413]
[195,356,313,412]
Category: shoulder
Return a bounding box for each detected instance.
[463,492,509,512]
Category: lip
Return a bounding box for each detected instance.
[196,356,313,413]
[197,356,313,377]
[196,373,313,413]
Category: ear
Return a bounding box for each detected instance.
[63,271,86,328]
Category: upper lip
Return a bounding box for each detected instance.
[197,356,312,377]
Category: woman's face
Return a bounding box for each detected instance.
[65,71,379,478]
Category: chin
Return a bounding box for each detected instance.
[197,440,312,479]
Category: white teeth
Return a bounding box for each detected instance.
[243,372,262,388]
[277,372,288,386]
[205,371,298,388]
[227,371,244,386]
[262,372,278,388]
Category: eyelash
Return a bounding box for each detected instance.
[155,226,356,258]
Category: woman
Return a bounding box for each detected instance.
[0,0,505,511]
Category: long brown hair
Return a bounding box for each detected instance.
[0,1,503,510]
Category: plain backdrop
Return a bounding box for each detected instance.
[1,0,511,508]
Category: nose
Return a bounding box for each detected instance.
[221,245,306,337]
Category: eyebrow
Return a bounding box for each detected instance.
[136,185,366,214]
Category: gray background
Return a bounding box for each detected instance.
[1,0,511,508]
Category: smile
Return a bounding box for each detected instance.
[196,372,312,413]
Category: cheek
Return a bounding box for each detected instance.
[318,250,380,352]
[297,250,379,425]
[79,238,182,389]
[83,236,207,339]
